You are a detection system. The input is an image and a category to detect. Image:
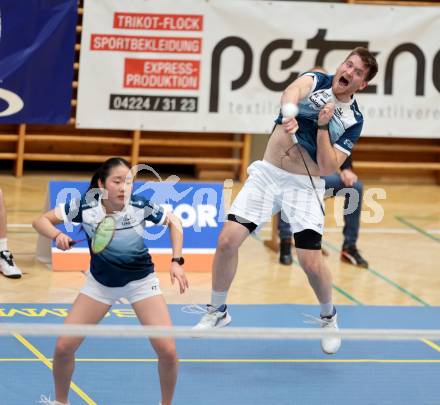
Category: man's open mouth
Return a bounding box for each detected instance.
[339,76,349,87]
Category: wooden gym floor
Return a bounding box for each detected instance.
[1,173,439,307]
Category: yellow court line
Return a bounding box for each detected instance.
[13,334,97,405]
[421,339,440,353]
[2,356,440,364]
[0,358,40,361]
[74,358,440,364]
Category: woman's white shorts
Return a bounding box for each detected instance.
[80,271,162,305]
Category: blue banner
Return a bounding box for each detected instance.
[49,180,225,250]
[0,0,77,123]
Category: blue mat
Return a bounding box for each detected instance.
[1,304,439,405]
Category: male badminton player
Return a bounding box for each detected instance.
[33,157,188,405]
[194,47,378,355]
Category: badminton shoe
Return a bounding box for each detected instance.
[0,250,22,278]
[193,304,231,329]
[38,395,69,405]
[341,245,369,268]
[279,238,293,265]
[320,309,341,355]
[304,308,341,355]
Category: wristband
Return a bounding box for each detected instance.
[53,231,62,241]
[317,124,329,131]
[171,257,185,265]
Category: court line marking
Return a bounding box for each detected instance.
[395,216,440,243]
[1,357,439,364]
[331,284,363,305]
[10,223,440,234]
[323,240,431,307]
[421,339,440,353]
[400,214,440,220]
[262,226,440,235]
[13,333,97,405]
[285,253,360,306]
[10,214,440,365]
[289,248,438,355]
[286,256,362,305]
[323,241,440,353]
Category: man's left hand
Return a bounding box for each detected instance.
[340,169,358,187]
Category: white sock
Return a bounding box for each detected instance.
[0,238,7,251]
[320,302,334,318]
[211,290,228,309]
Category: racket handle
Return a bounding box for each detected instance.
[280,103,299,145]
[68,239,86,247]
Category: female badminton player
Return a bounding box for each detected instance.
[33,157,188,405]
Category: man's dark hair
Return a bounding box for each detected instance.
[346,47,378,82]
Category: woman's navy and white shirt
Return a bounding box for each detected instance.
[60,194,165,287]
[276,72,364,163]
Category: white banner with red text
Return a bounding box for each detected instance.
[76,0,440,137]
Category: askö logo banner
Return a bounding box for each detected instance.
[46,177,226,272]
[0,1,77,124]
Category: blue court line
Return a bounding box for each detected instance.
[395,215,440,243]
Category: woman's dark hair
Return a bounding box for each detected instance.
[87,157,130,191]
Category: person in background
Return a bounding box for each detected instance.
[0,187,22,278]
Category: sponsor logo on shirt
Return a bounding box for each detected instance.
[309,90,332,109]
[343,139,354,149]
[121,214,136,227]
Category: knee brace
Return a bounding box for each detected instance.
[293,229,322,250]
[227,214,258,233]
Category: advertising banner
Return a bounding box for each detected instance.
[77,0,440,137]
[43,180,225,272]
[0,0,77,124]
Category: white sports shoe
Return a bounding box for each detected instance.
[38,394,69,405]
[303,309,341,355]
[0,250,22,278]
[193,305,231,329]
[320,312,341,355]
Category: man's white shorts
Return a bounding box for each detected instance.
[229,160,325,234]
[80,272,162,305]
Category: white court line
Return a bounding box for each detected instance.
[51,247,215,254]
[2,323,440,341]
[9,224,440,235]
[260,226,440,235]
[327,227,440,234]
